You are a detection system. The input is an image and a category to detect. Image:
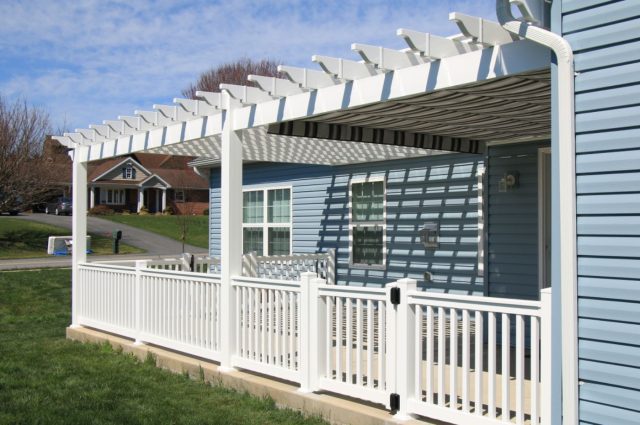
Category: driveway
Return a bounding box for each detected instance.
[1,213,207,271]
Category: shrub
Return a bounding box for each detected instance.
[121,209,131,215]
[202,208,209,216]
[89,205,115,216]
[162,206,174,215]
[139,206,150,216]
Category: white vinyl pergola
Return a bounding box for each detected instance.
[56,2,577,422]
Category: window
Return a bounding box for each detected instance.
[242,187,291,256]
[350,179,385,267]
[100,188,125,205]
[122,165,135,179]
[174,190,185,203]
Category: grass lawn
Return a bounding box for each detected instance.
[0,269,326,425]
[0,218,143,259]
[102,214,209,249]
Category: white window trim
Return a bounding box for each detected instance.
[100,188,126,205]
[349,176,386,269]
[477,166,485,277]
[124,166,133,179]
[242,185,293,256]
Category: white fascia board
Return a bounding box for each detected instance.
[79,113,224,163]
[138,174,171,188]
[233,39,550,130]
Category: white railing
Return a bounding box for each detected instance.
[77,262,223,361]
[399,285,552,425]
[231,276,302,383]
[77,263,137,338]
[242,249,336,285]
[316,284,390,406]
[74,266,552,424]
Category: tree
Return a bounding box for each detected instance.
[0,96,57,212]
[182,58,280,99]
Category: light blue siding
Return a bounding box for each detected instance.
[562,0,640,422]
[210,155,484,292]
[486,142,548,300]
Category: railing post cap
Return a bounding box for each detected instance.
[395,278,418,288]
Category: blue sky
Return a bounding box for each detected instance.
[0,0,495,132]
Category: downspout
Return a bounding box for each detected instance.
[496,1,577,424]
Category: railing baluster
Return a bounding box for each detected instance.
[502,313,511,422]
[367,299,374,388]
[531,315,539,425]
[488,311,496,419]
[426,305,434,404]
[450,307,458,410]
[346,297,352,384]
[474,310,484,416]
[356,298,363,386]
[379,301,386,391]
[438,307,445,407]
[267,289,273,364]
[462,309,470,412]
[515,314,525,425]
[282,290,288,366]
[275,290,281,367]
[261,288,267,363]
[326,296,332,379]
[336,297,343,382]
[414,305,422,400]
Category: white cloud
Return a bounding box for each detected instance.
[0,0,496,130]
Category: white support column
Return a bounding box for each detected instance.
[137,189,145,212]
[161,189,167,212]
[89,187,95,209]
[540,287,553,425]
[71,151,88,327]
[219,93,243,371]
[393,278,418,420]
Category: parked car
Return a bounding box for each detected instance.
[45,198,72,215]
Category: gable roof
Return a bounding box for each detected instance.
[87,152,208,190]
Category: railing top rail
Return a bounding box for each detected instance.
[253,252,330,262]
[407,290,543,316]
[231,275,302,289]
[79,262,137,273]
[318,285,387,301]
[141,267,222,281]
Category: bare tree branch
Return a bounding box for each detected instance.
[0,96,57,211]
[182,58,280,99]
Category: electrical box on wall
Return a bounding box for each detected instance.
[499,170,519,192]
[419,222,439,250]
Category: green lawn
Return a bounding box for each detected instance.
[0,218,143,259]
[0,269,326,425]
[102,215,209,249]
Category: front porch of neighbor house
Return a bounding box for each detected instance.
[58,5,569,424]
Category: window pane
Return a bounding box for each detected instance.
[243,191,264,223]
[268,227,290,255]
[352,225,383,265]
[352,181,384,222]
[267,189,290,223]
[243,228,263,255]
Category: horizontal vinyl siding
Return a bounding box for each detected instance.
[210,155,484,292]
[563,1,640,422]
[486,142,547,300]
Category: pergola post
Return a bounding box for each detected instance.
[71,151,88,327]
[219,93,243,370]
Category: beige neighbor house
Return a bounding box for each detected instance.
[87,153,209,215]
